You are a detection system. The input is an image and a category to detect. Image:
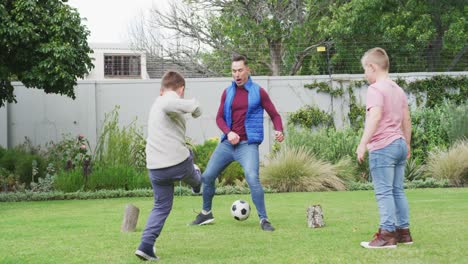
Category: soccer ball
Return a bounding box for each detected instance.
[231,200,251,221]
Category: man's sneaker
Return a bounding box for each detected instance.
[360,229,397,249]
[396,228,414,244]
[192,165,202,194]
[135,242,159,261]
[190,212,214,225]
[260,219,275,231]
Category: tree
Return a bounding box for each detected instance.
[0,0,94,107]
[320,0,467,73]
[132,0,332,76]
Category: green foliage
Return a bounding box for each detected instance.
[193,137,245,184]
[0,167,24,192]
[405,157,425,181]
[405,178,450,189]
[321,0,467,73]
[54,168,84,193]
[304,81,344,97]
[410,105,451,162]
[284,126,369,180]
[403,75,468,108]
[0,0,94,107]
[444,103,468,144]
[193,137,219,172]
[30,163,56,193]
[180,1,330,75]
[346,178,450,190]
[219,162,244,185]
[425,140,468,187]
[0,189,154,202]
[287,106,334,129]
[0,146,46,187]
[261,146,346,192]
[94,106,146,169]
[86,165,149,191]
[44,133,91,171]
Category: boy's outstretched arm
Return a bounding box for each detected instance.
[163,98,201,118]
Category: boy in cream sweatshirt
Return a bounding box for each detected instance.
[135,71,202,261]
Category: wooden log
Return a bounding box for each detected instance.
[121,204,140,232]
[307,204,325,228]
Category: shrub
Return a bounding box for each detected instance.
[54,168,85,192]
[94,106,146,169]
[193,137,219,172]
[193,138,245,184]
[86,165,149,191]
[287,106,334,129]
[425,140,468,186]
[15,154,46,187]
[410,104,450,162]
[0,168,25,192]
[30,163,56,193]
[443,102,468,144]
[405,157,425,181]
[334,157,359,183]
[260,146,346,192]
[284,126,369,179]
[44,133,92,171]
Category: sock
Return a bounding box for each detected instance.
[201,210,211,215]
[138,242,156,257]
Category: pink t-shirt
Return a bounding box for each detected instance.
[365,79,408,151]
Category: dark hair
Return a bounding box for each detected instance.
[161,70,185,90]
[232,55,248,66]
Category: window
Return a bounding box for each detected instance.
[104,55,141,78]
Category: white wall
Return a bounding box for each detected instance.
[3,72,466,160]
[0,106,7,148]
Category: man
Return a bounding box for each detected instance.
[191,55,284,231]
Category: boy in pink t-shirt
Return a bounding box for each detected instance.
[356,48,413,249]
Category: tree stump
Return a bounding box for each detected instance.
[121,204,140,232]
[307,205,325,228]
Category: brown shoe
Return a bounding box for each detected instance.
[360,229,397,249]
[396,228,413,244]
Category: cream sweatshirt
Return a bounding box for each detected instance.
[145,91,201,169]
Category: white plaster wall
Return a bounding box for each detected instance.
[0,106,7,148]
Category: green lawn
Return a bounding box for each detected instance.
[1,188,467,264]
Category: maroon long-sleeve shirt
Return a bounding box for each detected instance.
[216,85,283,141]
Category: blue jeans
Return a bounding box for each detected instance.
[202,140,267,220]
[369,138,410,232]
[141,153,201,245]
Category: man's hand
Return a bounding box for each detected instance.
[227,131,240,145]
[275,131,284,142]
[356,143,367,164]
[406,143,411,159]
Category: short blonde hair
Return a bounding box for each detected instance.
[361,47,390,71]
[161,70,185,90]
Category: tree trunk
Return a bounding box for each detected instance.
[307,205,325,228]
[121,204,140,232]
[268,39,282,76]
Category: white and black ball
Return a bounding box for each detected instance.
[231,200,251,221]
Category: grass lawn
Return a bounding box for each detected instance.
[0,188,467,263]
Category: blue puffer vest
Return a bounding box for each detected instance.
[222,76,264,144]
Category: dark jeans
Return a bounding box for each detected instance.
[141,154,201,245]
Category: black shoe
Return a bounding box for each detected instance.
[190,212,214,225]
[135,242,159,261]
[260,219,275,231]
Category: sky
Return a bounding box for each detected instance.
[67,0,171,43]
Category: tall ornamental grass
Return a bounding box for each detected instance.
[425,140,468,186]
[94,106,146,169]
[260,146,346,192]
